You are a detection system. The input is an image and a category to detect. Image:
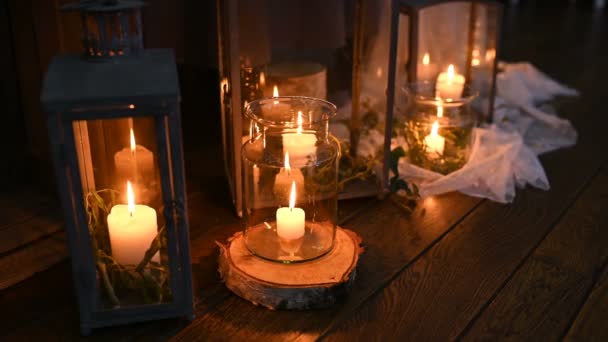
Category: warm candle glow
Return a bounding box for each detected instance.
[423,53,430,65]
[424,120,445,157]
[296,111,303,134]
[107,181,159,265]
[127,181,135,216]
[259,72,266,87]
[431,120,439,136]
[485,49,496,62]
[376,67,383,78]
[437,104,444,118]
[447,64,455,83]
[130,128,136,154]
[284,151,291,172]
[471,49,481,66]
[436,65,465,100]
[273,85,279,104]
[289,181,296,210]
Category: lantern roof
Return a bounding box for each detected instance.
[41,49,179,112]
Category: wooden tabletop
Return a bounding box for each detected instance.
[2,2,608,341]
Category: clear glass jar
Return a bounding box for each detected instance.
[401,82,478,175]
[242,97,339,263]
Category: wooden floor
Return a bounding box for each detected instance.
[2,2,608,341]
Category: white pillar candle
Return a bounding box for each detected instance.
[424,120,445,157]
[436,64,465,101]
[114,128,154,183]
[276,181,305,241]
[282,111,316,162]
[417,53,438,82]
[107,181,159,266]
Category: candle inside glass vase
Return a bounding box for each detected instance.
[276,181,305,241]
[436,64,465,101]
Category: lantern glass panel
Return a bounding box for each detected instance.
[219,0,398,213]
[242,97,339,263]
[402,1,501,120]
[73,116,173,309]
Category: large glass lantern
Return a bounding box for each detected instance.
[242,97,339,263]
[42,46,193,336]
[217,0,403,215]
[396,0,503,121]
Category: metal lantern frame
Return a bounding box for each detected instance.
[42,49,194,334]
[217,0,398,217]
[397,0,503,119]
[217,0,503,216]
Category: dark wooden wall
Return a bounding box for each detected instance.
[3,0,221,193]
[0,1,28,191]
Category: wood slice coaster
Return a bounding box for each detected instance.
[217,227,363,310]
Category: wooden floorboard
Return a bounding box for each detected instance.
[318,92,608,341]
[0,195,378,341]
[170,194,482,342]
[565,263,608,342]
[461,165,608,341]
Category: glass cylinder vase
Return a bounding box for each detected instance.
[242,97,339,263]
[401,82,478,175]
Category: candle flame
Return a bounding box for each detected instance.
[296,111,303,134]
[447,64,455,81]
[259,72,266,86]
[423,53,430,65]
[431,120,440,136]
[472,49,481,66]
[437,105,444,118]
[127,181,135,217]
[485,49,496,62]
[130,128,136,154]
[273,85,279,104]
[289,181,296,210]
[284,151,291,172]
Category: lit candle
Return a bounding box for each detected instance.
[282,111,316,162]
[107,181,159,265]
[114,128,154,184]
[436,64,465,100]
[471,49,481,67]
[273,85,279,104]
[276,181,305,241]
[259,72,266,87]
[417,53,438,82]
[274,151,305,202]
[424,120,445,157]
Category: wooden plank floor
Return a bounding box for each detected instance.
[2,2,608,341]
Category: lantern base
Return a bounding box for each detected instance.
[217,227,363,310]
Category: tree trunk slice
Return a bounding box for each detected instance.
[217,227,363,310]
